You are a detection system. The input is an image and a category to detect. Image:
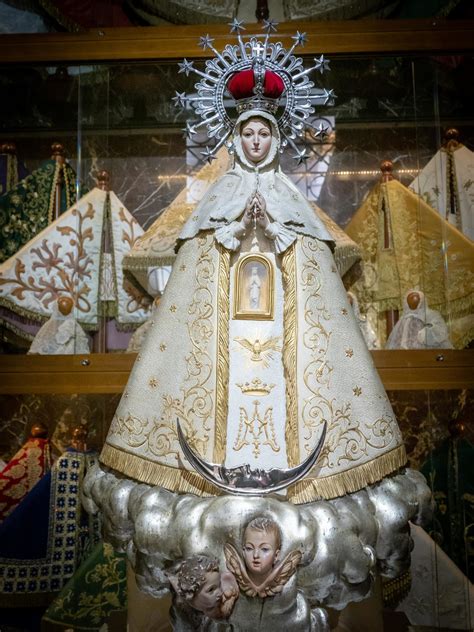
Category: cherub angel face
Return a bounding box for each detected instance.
[191,570,222,613]
[243,526,280,580]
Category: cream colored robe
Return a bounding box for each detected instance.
[101,112,406,504]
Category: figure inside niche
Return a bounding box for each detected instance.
[249,265,261,309]
[225,516,301,599]
[168,555,239,620]
[386,290,453,350]
[347,291,379,349]
[28,296,90,355]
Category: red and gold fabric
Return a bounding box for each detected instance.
[0,437,51,522]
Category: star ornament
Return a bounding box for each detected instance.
[314,54,330,74]
[182,122,197,138]
[322,88,336,105]
[292,31,307,47]
[199,34,214,50]
[229,18,245,34]
[201,146,217,163]
[293,148,308,165]
[313,122,329,139]
[263,19,278,33]
[172,91,187,108]
[178,59,195,77]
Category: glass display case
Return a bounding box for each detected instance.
[0,19,473,631]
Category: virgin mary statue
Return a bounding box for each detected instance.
[100,63,406,506]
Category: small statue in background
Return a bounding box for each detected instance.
[347,291,379,349]
[386,290,453,350]
[28,296,90,355]
[168,555,239,621]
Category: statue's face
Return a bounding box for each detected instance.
[407,292,421,309]
[240,118,272,164]
[243,527,279,579]
[57,295,74,316]
[191,570,222,614]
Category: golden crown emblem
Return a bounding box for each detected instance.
[236,378,275,396]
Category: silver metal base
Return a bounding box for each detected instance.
[82,466,432,631]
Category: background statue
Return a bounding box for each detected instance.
[386,290,453,350]
[28,296,90,355]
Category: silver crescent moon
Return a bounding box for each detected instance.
[177,420,326,495]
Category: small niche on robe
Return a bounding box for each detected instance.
[233,253,274,320]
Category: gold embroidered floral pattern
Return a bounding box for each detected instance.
[300,237,333,455]
[299,237,394,470]
[155,235,216,460]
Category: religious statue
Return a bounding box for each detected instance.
[386,290,453,350]
[28,296,90,355]
[84,21,431,631]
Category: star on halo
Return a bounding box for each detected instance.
[172,91,187,107]
[182,122,197,138]
[292,31,307,47]
[199,34,214,50]
[201,146,217,163]
[322,88,336,105]
[313,122,329,139]
[229,18,245,34]
[314,54,330,74]
[178,59,195,76]
[263,19,278,33]
[292,148,309,165]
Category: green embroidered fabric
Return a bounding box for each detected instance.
[42,542,127,630]
[0,160,79,263]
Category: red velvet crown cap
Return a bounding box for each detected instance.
[227,69,285,100]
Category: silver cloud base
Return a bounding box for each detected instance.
[82,465,432,631]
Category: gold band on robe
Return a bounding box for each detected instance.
[282,242,299,468]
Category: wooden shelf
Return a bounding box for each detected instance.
[0,19,473,64]
[0,350,472,394]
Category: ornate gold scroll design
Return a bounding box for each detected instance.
[213,243,230,462]
[281,242,299,467]
[108,235,216,465]
[158,234,216,462]
[287,236,406,504]
[300,237,333,457]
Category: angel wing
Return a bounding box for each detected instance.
[224,543,257,598]
[258,549,302,598]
